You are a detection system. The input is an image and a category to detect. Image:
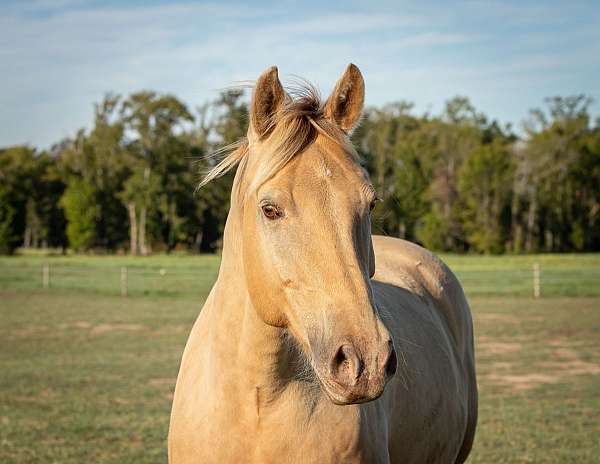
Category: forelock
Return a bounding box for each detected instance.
[199,79,359,198]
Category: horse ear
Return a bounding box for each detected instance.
[250,66,286,139]
[324,63,365,134]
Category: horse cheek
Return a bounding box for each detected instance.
[242,235,289,328]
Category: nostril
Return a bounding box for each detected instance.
[331,344,364,383]
[334,345,348,367]
[385,346,398,379]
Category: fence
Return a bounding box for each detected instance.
[1,261,219,299]
[2,256,600,298]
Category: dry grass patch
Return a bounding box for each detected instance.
[478,336,523,355]
[90,323,146,334]
[149,378,175,387]
[479,335,600,392]
[474,313,521,323]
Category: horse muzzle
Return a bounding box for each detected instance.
[315,338,397,405]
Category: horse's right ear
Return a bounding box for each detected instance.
[250,66,286,140]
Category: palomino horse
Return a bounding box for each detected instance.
[169,64,477,463]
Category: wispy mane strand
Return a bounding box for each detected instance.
[198,79,353,192]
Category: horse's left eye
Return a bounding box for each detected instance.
[369,199,378,212]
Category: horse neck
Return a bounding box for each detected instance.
[207,196,298,401]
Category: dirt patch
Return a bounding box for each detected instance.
[490,362,513,370]
[175,324,189,331]
[147,325,189,336]
[90,323,146,334]
[553,348,579,359]
[4,321,148,338]
[482,343,600,392]
[7,325,49,338]
[474,313,520,324]
[149,378,175,387]
[479,341,522,355]
[540,359,600,376]
[57,321,93,330]
[13,389,58,404]
[486,372,561,391]
[110,397,133,405]
[547,338,586,347]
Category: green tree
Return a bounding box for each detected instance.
[121,91,194,253]
[416,205,450,251]
[0,146,64,252]
[458,142,514,253]
[3,84,600,255]
[194,90,249,252]
[418,98,484,251]
[118,164,161,255]
[60,178,97,251]
[0,186,17,254]
[354,102,424,238]
[518,95,596,251]
[57,95,130,250]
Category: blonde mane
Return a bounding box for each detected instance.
[198,80,358,195]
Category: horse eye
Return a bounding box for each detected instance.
[369,198,378,212]
[261,204,281,220]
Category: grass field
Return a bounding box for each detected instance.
[2,252,600,298]
[1,254,599,463]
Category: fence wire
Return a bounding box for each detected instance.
[1,260,599,298]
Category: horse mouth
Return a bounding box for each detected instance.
[315,368,386,405]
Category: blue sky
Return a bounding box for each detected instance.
[2,0,599,148]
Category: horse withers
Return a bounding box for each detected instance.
[168,64,477,463]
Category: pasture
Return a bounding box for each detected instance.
[1,254,599,463]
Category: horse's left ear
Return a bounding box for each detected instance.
[324,63,365,134]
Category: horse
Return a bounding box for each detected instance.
[168,64,477,463]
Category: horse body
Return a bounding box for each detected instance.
[169,235,475,464]
[371,236,477,463]
[169,65,477,463]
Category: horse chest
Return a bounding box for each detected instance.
[171,385,389,464]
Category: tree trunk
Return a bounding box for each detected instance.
[139,205,148,256]
[24,226,31,248]
[526,186,538,252]
[128,202,138,255]
[510,186,520,252]
[33,227,39,248]
[139,166,150,256]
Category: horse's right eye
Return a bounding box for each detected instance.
[262,204,281,220]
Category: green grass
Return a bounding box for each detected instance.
[1,254,599,462]
[439,253,600,297]
[2,252,600,297]
[0,292,195,463]
[469,297,600,463]
[0,254,221,298]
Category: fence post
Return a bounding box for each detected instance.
[42,263,50,289]
[533,262,540,298]
[121,266,128,297]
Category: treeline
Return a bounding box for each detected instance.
[1,90,599,255]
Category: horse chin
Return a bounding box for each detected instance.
[317,373,385,406]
